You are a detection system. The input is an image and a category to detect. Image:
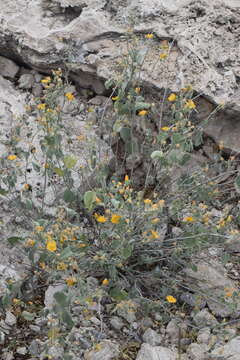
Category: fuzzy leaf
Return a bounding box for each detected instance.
[63,155,77,169]
[84,190,96,211]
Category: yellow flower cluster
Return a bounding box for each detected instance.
[65,92,75,101]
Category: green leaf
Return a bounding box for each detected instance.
[134,102,151,111]
[53,167,64,176]
[151,150,163,160]
[109,287,128,301]
[120,127,131,142]
[64,189,75,203]
[61,310,74,329]
[64,155,77,169]
[25,199,33,210]
[84,190,96,211]
[54,292,68,308]
[121,244,133,260]
[111,198,120,208]
[32,162,40,173]
[7,237,24,246]
[59,247,73,260]
[0,187,8,196]
[22,311,35,321]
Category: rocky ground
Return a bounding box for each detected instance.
[1,0,240,359]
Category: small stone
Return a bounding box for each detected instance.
[166,319,188,344]
[16,347,27,355]
[5,311,17,326]
[18,73,35,89]
[90,316,101,325]
[44,284,65,309]
[197,328,211,344]
[84,340,119,360]
[187,343,208,360]
[0,56,19,79]
[87,111,98,124]
[29,325,41,333]
[32,83,43,97]
[192,309,218,328]
[136,343,177,360]
[180,292,206,309]
[142,328,162,346]
[0,331,5,345]
[110,316,125,331]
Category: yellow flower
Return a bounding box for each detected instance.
[95,196,102,204]
[79,243,87,248]
[35,225,44,232]
[57,262,68,270]
[41,77,51,84]
[151,218,160,224]
[65,277,77,286]
[185,99,196,109]
[138,110,148,116]
[144,199,152,205]
[102,279,109,286]
[159,53,168,60]
[37,103,46,110]
[160,40,169,49]
[25,239,35,247]
[7,154,17,160]
[158,199,165,207]
[23,183,31,191]
[46,239,57,252]
[96,215,107,223]
[166,295,177,303]
[65,92,74,101]
[39,262,46,269]
[183,216,194,222]
[150,230,160,239]
[125,174,129,182]
[112,96,119,101]
[145,33,154,39]
[168,93,177,102]
[135,87,141,94]
[111,214,121,224]
[161,126,170,131]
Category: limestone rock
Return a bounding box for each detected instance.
[184,260,240,317]
[211,336,240,360]
[84,340,119,360]
[142,328,162,346]
[136,343,177,360]
[0,56,19,79]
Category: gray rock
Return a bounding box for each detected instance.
[29,340,43,356]
[136,343,177,360]
[47,345,64,358]
[18,73,35,89]
[110,316,125,331]
[44,284,66,309]
[192,309,218,328]
[184,260,240,317]
[197,328,211,345]
[0,330,5,345]
[211,336,240,359]
[29,325,41,333]
[180,293,206,310]
[5,311,17,326]
[16,347,27,355]
[142,328,162,346]
[32,83,43,97]
[187,343,208,360]
[84,340,119,360]
[166,319,188,344]
[0,56,19,79]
